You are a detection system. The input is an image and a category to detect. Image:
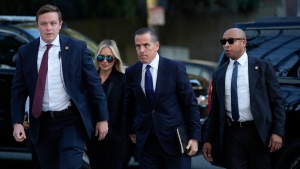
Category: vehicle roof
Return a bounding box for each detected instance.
[235,16,300,29]
[0,15,35,22]
[178,59,218,68]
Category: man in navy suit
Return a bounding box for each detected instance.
[124,27,201,169]
[202,28,286,169]
[11,4,109,169]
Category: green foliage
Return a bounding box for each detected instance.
[95,0,138,19]
[160,0,262,16]
[209,0,261,14]
[238,0,261,12]
[0,0,262,19]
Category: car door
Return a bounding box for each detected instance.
[0,29,28,150]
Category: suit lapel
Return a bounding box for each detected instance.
[59,35,70,85]
[133,62,145,99]
[248,56,259,102]
[217,62,228,119]
[105,82,112,97]
[30,39,40,82]
[106,71,116,97]
[155,57,168,106]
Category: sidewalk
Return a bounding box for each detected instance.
[192,154,224,169]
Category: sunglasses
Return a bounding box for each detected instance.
[97,55,114,63]
[220,38,245,45]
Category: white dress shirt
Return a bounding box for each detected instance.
[38,35,70,111]
[225,52,253,121]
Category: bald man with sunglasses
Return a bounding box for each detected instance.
[202,28,285,169]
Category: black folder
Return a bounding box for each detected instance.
[176,126,190,154]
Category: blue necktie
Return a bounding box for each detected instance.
[145,65,155,105]
[231,61,239,121]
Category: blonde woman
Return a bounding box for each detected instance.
[87,39,127,169]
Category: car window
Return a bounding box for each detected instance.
[184,63,215,82]
[22,28,40,38]
[0,31,28,67]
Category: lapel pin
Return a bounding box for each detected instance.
[65,46,69,50]
[255,66,258,70]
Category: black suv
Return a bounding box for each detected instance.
[210,16,300,169]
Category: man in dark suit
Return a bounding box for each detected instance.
[124,27,201,169]
[11,4,109,169]
[202,28,286,169]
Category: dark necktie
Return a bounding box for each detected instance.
[231,61,239,121]
[32,44,53,118]
[145,65,155,105]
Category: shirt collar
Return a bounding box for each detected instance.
[143,53,159,70]
[229,52,248,66]
[39,34,60,48]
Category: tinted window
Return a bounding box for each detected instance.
[245,29,300,78]
[184,63,216,82]
[0,31,28,67]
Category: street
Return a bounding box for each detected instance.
[0,152,224,169]
[127,154,224,169]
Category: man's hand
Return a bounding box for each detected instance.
[202,142,213,162]
[95,121,108,141]
[129,134,136,143]
[186,139,198,156]
[269,134,283,153]
[13,123,26,142]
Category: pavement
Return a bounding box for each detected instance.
[127,154,224,169]
[192,154,224,169]
[0,151,224,169]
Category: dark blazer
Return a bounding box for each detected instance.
[204,56,285,148]
[124,55,201,157]
[99,68,126,142]
[86,68,126,169]
[11,35,109,143]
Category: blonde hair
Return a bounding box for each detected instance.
[94,39,125,73]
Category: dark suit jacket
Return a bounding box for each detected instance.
[99,68,126,142]
[124,55,201,157]
[204,56,285,148]
[11,35,109,143]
